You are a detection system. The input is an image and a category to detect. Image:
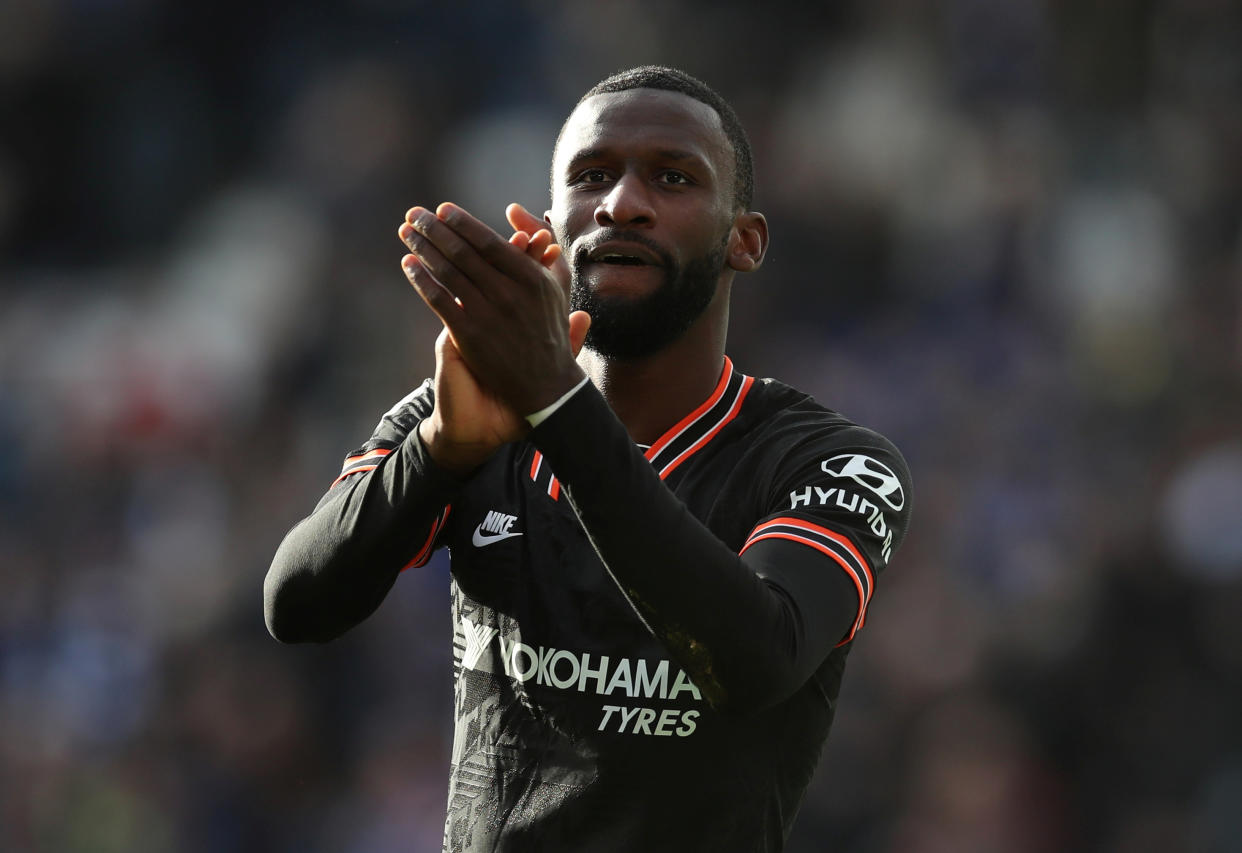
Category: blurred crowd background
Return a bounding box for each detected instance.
[2,0,1241,851]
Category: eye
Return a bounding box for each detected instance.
[573,168,611,185]
[658,171,692,186]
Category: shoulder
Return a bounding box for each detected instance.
[745,378,906,462]
[738,376,911,513]
[734,375,912,572]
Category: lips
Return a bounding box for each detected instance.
[593,252,648,266]
[581,239,665,267]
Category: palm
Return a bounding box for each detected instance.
[435,329,526,447]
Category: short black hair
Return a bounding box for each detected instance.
[556,65,755,211]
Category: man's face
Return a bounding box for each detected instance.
[548,89,738,360]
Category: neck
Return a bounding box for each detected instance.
[578,291,730,446]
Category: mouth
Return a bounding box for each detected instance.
[581,240,665,268]
[593,253,648,266]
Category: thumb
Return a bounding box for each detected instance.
[568,310,592,357]
[434,326,463,366]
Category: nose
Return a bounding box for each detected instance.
[595,173,655,228]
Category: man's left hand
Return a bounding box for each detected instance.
[399,202,590,418]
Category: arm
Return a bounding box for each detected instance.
[266,221,570,643]
[264,382,461,643]
[532,382,909,713]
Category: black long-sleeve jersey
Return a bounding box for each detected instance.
[267,357,911,852]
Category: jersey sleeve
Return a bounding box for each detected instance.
[529,380,912,714]
[331,379,433,484]
[739,425,912,646]
[264,380,462,642]
[321,379,453,569]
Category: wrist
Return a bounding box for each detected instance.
[518,363,588,421]
[417,416,496,475]
[526,375,590,427]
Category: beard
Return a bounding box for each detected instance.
[569,235,728,361]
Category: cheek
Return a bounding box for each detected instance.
[549,202,588,244]
[690,221,733,260]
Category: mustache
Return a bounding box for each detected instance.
[573,230,673,268]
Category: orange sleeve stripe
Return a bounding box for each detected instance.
[401,524,436,571]
[330,464,379,488]
[741,530,868,644]
[342,448,391,466]
[530,451,543,480]
[332,448,394,487]
[549,477,561,501]
[401,505,451,571]
[747,516,875,591]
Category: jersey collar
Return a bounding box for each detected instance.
[644,357,754,480]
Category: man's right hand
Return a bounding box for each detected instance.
[417,327,527,475]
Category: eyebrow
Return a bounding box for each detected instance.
[563,147,708,175]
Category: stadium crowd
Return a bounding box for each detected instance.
[1,1,1240,850]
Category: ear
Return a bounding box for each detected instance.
[726,211,769,273]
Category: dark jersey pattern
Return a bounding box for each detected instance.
[330,358,911,852]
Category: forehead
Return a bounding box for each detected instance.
[555,89,731,172]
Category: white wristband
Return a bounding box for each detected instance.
[525,375,591,427]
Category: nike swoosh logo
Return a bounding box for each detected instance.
[472,526,524,547]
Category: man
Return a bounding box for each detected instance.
[265,66,911,852]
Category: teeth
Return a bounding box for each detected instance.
[589,247,650,265]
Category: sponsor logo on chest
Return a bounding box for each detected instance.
[472,510,523,547]
[458,616,703,738]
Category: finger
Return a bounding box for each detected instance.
[568,310,591,358]
[507,206,558,267]
[402,254,467,330]
[401,210,488,308]
[436,202,543,285]
[526,229,553,261]
[511,230,554,267]
[409,205,527,298]
[509,230,532,252]
[541,242,563,268]
[506,202,548,237]
[401,220,477,306]
[517,231,552,267]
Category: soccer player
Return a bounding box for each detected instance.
[265,66,912,852]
